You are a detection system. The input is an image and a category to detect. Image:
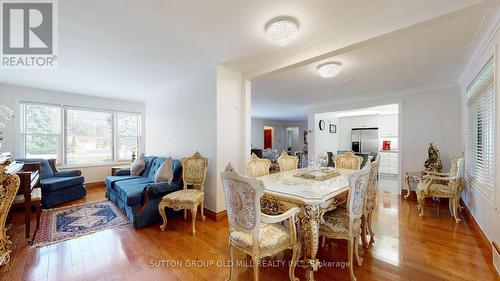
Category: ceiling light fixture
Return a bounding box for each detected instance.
[317,62,342,78]
[265,16,299,46]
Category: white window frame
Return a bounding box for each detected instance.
[465,56,496,203]
[19,101,142,166]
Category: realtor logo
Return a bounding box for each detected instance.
[1,0,58,68]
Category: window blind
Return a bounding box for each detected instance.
[465,57,495,201]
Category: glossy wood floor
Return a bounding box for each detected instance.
[1,185,498,281]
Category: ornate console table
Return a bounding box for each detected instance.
[0,154,20,267]
[258,168,354,281]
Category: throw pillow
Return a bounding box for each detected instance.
[155,157,173,184]
[130,153,146,176]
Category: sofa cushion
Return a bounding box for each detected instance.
[147,157,166,181]
[105,175,141,189]
[114,177,155,206]
[155,157,173,183]
[41,176,84,192]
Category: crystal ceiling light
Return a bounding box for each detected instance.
[317,62,342,78]
[265,16,299,46]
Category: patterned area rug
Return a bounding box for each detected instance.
[32,199,129,248]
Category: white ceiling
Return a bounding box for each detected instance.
[0,0,486,102]
[251,7,487,121]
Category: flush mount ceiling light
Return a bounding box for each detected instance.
[265,16,299,46]
[317,62,342,78]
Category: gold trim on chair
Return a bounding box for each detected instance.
[277,151,299,172]
[0,155,20,267]
[247,153,271,178]
[158,152,208,235]
[334,151,363,170]
[416,153,464,223]
[221,163,301,281]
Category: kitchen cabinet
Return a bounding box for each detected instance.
[379,151,398,175]
[378,114,398,137]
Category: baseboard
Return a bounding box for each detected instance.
[85,181,105,188]
[204,208,227,221]
[460,198,490,248]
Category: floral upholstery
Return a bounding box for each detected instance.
[162,189,203,207]
[321,208,362,237]
[417,183,454,197]
[262,149,278,162]
[334,151,363,170]
[229,223,290,251]
[223,178,257,230]
[182,152,208,185]
[277,151,299,172]
[247,153,271,178]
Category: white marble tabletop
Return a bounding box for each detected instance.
[257,168,355,204]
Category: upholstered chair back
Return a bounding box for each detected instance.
[182,152,208,188]
[247,153,271,178]
[449,155,465,193]
[334,151,363,170]
[347,163,371,223]
[277,151,299,172]
[366,156,380,207]
[221,163,263,251]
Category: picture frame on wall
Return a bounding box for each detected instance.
[329,124,336,133]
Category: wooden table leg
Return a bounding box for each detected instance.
[24,198,31,240]
[300,205,322,281]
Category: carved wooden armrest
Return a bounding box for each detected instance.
[423,171,450,177]
[261,207,300,224]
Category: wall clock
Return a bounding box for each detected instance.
[319,120,325,131]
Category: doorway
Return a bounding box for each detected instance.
[264,126,273,149]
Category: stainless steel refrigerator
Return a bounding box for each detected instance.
[351,128,379,153]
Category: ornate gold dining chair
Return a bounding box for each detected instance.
[247,153,271,178]
[277,151,299,172]
[221,163,301,281]
[319,163,371,281]
[361,156,380,248]
[334,151,363,170]
[158,152,208,235]
[416,154,464,223]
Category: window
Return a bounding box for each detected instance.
[465,57,495,201]
[117,112,141,161]
[20,103,61,159]
[20,102,141,165]
[64,107,114,165]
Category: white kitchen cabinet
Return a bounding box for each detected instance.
[378,114,398,137]
[379,151,398,175]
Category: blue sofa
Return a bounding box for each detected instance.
[15,158,87,208]
[105,156,183,228]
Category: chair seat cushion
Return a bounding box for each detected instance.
[320,208,361,235]
[417,182,454,197]
[229,223,290,251]
[41,176,84,192]
[162,189,203,206]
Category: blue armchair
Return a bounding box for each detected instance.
[15,158,87,208]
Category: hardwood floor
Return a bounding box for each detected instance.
[1,184,498,281]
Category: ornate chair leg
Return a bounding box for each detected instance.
[417,193,425,218]
[361,215,368,249]
[452,197,461,223]
[158,202,168,231]
[367,211,375,244]
[184,209,187,220]
[252,256,260,281]
[225,244,235,281]
[201,199,206,221]
[321,236,326,248]
[348,236,357,281]
[289,242,301,281]
[354,234,363,266]
[191,205,198,235]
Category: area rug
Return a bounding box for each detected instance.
[32,199,129,248]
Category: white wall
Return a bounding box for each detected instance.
[309,86,463,191]
[251,118,308,154]
[458,9,500,243]
[0,83,145,183]
[314,112,339,160]
[145,67,219,211]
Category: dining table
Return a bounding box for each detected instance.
[257,167,356,281]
